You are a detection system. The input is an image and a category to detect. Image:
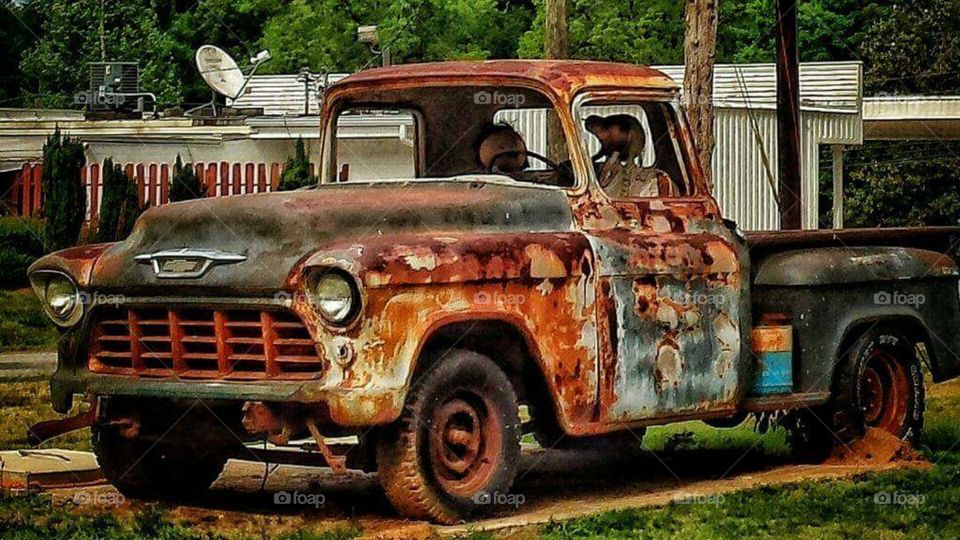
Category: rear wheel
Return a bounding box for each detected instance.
[859,343,923,441]
[377,350,521,524]
[788,327,924,461]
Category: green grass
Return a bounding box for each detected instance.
[642,417,790,457]
[0,289,57,353]
[541,379,960,540]
[0,498,361,540]
[0,380,90,452]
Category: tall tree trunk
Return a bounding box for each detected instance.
[683,0,718,189]
[545,0,569,60]
[544,0,568,161]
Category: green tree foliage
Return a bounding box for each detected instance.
[41,129,86,252]
[169,155,206,202]
[518,0,891,64]
[17,0,284,107]
[519,0,685,63]
[834,1,960,228]
[259,0,534,73]
[96,158,142,242]
[717,0,891,64]
[0,218,45,289]
[861,0,960,94]
[279,138,317,191]
[0,2,40,107]
[20,0,182,108]
[842,142,960,227]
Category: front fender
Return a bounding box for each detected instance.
[28,243,118,287]
[287,232,601,429]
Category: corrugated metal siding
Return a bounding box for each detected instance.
[235,63,862,116]
[229,74,348,115]
[657,62,861,112]
[711,109,780,231]
[495,109,549,156]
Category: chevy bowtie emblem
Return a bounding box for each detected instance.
[135,249,246,279]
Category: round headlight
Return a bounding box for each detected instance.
[35,273,82,326]
[312,273,357,325]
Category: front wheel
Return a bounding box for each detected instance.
[377,349,521,524]
[93,430,228,499]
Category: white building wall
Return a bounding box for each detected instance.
[84,138,314,168]
[336,138,415,181]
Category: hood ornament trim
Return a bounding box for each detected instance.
[135,249,247,279]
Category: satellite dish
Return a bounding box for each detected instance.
[196,45,246,99]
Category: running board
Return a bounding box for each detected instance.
[742,391,831,413]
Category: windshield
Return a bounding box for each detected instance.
[324,85,575,188]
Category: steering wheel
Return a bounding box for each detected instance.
[486,150,562,174]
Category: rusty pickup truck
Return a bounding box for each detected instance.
[28,61,960,523]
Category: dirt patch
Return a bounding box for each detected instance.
[825,428,927,467]
[31,429,933,539]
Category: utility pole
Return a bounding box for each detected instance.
[776,0,802,230]
[683,0,718,189]
[544,0,568,162]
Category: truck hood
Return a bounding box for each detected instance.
[90,178,574,295]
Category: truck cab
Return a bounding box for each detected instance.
[28,61,960,524]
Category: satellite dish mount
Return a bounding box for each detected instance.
[188,45,271,117]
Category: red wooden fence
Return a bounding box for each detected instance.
[6,160,311,220]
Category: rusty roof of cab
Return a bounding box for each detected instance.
[332,60,679,97]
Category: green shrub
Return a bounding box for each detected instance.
[97,158,142,242]
[279,137,317,191]
[41,129,86,252]
[0,217,45,289]
[169,154,206,202]
[0,289,56,351]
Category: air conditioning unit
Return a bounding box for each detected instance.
[81,62,154,114]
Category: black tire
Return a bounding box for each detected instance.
[848,327,924,443]
[788,326,924,461]
[377,349,521,524]
[93,427,228,499]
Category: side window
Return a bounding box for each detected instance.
[579,103,690,198]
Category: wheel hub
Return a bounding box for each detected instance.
[429,393,502,496]
[860,351,909,434]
